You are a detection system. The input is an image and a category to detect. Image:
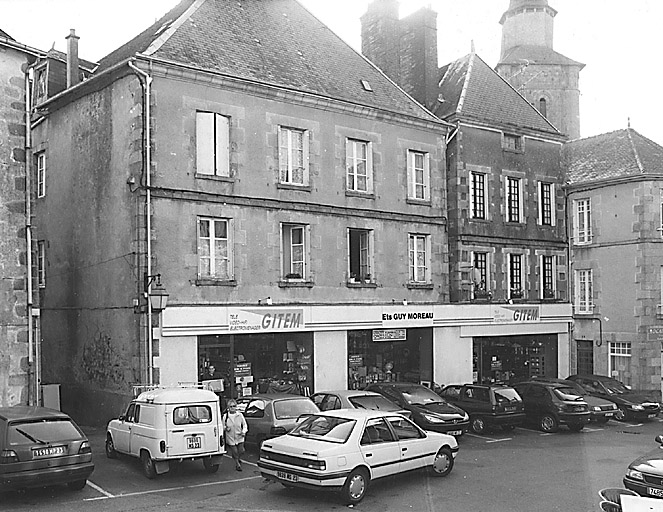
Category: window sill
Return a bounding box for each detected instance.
[277,182,312,192]
[345,190,375,199]
[406,198,431,206]
[196,279,237,286]
[278,280,314,288]
[407,282,434,290]
[347,281,377,288]
[194,173,234,182]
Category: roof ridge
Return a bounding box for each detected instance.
[626,127,646,173]
[144,0,209,56]
[456,53,473,115]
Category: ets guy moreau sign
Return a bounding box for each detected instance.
[492,305,541,323]
[381,307,434,328]
[228,308,304,332]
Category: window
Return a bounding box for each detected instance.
[538,98,547,118]
[407,150,430,201]
[470,171,486,219]
[346,139,373,193]
[34,66,47,104]
[408,234,430,283]
[506,176,522,223]
[196,111,230,177]
[37,241,45,287]
[36,153,46,198]
[198,217,233,280]
[541,255,555,299]
[278,126,309,186]
[348,228,373,283]
[538,182,554,226]
[502,133,523,152]
[609,342,632,387]
[472,251,489,297]
[282,223,308,280]
[508,254,523,298]
[575,269,593,313]
[574,198,592,244]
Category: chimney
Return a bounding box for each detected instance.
[66,29,80,88]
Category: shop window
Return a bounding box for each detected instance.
[408,233,430,283]
[346,138,373,193]
[407,150,430,202]
[281,223,309,281]
[197,217,233,280]
[278,126,309,186]
[348,228,373,284]
[609,342,632,387]
[196,111,230,177]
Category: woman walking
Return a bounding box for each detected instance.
[224,400,248,471]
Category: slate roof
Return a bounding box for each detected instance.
[564,128,663,185]
[434,52,561,136]
[96,0,439,123]
[498,45,584,68]
[44,48,97,72]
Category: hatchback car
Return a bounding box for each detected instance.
[235,393,320,447]
[365,382,469,436]
[0,406,94,491]
[567,374,661,422]
[258,409,458,504]
[438,383,525,434]
[513,381,590,432]
[310,390,411,418]
[531,377,618,423]
[624,434,663,498]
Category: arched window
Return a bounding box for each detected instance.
[539,98,547,118]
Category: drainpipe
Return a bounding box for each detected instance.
[25,67,35,405]
[128,60,154,386]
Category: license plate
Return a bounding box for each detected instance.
[604,412,614,417]
[648,487,663,497]
[187,436,202,449]
[505,406,516,412]
[32,445,66,458]
[447,430,462,436]
[277,471,298,482]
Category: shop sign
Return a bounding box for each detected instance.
[228,308,304,332]
[381,307,434,327]
[234,362,252,377]
[492,305,540,323]
[372,329,407,342]
[348,355,363,367]
[648,326,663,341]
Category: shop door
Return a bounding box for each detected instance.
[576,340,594,375]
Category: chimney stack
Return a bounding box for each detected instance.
[66,29,80,88]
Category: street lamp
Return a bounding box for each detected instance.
[144,274,169,312]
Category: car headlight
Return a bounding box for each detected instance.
[423,414,445,423]
[631,405,645,411]
[592,406,601,412]
[463,413,469,421]
[627,468,644,481]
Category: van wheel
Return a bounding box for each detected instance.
[141,451,157,479]
[203,457,219,473]
[539,414,559,433]
[105,434,118,459]
[67,479,87,491]
[341,468,369,505]
[470,417,486,434]
[429,447,454,477]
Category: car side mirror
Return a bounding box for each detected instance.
[119,414,125,421]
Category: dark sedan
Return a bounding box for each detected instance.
[0,406,94,491]
[624,435,663,499]
[365,382,469,436]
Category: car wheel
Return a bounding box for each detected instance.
[105,434,118,459]
[429,447,454,477]
[141,451,157,479]
[568,423,584,432]
[66,479,87,491]
[539,414,559,433]
[341,468,369,505]
[502,424,516,432]
[470,417,486,434]
[615,407,628,422]
[203,457,219,473]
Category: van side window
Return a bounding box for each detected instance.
[125,403,136,423]
[134,405,141,423]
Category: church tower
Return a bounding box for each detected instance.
[495,0,584,139]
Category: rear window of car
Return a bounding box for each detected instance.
[553,387,583,401]
[289,415,355,443]
[274,399,319,419]
[494,388,521,403]
[173,405,212,425]
[8,419,84,446]
[349,395,398,411]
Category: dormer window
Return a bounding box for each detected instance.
[34,65,48,104]
[538,98,547,118]
[502,133,523,153]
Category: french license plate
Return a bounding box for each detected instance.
[32,445,66,458]
[448,430,462,436]
[604,412,614,417]
[187,436,202,449]
[648,414,657,419]
[505,406,516,412]
[277,470,298,482]
[648,487,663,497]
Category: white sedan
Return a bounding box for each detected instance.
[258,409,458,504]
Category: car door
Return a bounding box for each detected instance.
[386,415,428,472]
[359,417,402,479]
[113,402,136,454]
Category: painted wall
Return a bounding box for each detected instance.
[313,331,348,392]
[156,335,198,387]
[434,326,472,386]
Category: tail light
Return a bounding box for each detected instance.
[78,441,92,454]
[305,459,326,470]
[270,426,287,436]
[0,450,18,464]
[160,440,166,453]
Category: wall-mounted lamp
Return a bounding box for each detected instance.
[127,175,140,193]
[258,297,272,306]
[144,273,169,312]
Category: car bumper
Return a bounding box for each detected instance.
[623,476,663,499]
[418,421,469,436]
[0,462,95,490]
[629,410,660,421]
[258,461,347,491]
[589,410,615,421]
[558,412,590,426]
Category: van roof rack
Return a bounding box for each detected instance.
[132,382,205,397]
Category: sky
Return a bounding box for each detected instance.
[2,0,661,145]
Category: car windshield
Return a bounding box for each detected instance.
[400,386,444,405]
[8,418,84,446]
[602,379,629,394]
[494,388,522,403]
[553,387,584,401]
[349,395,399,411]
[289,415,356,443]
[273,398,320,419]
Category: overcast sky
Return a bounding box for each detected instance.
[3,0,661,145]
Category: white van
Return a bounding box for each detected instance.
[105,387,225,478]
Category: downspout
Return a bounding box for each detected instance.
[128,60,154,386]
[25,67,35,405]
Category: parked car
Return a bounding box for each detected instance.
[258,408,458,504]
[624,434,663,498]
[310,390,411,418]
[0,406,94,491]
[513,380,590,432]
[437,383,525,434]
[235,393,319,447]
[567,374,661,422]
[530,377,618,423]
[365,382,469,436]
[106,387,225,479]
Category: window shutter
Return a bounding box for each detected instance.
[407,151,414,199]
[366,143,373,193]
[196,112,213,175]
[424,152,430,200]
[302,130,310,186]
[537,182,543,225]
[215,114,230,177]
[345,139,352,189]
